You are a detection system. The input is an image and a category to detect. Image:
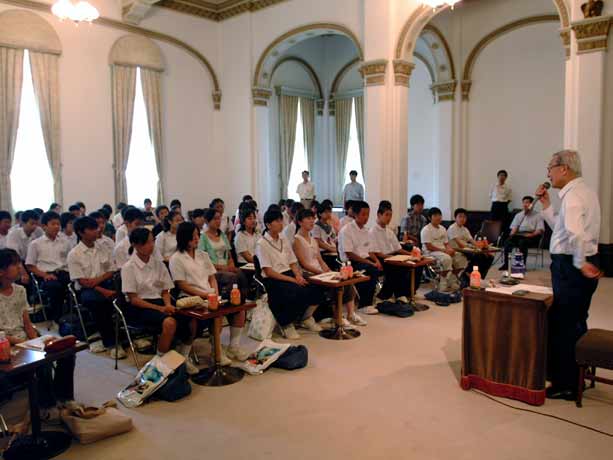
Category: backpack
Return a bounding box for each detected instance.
[58,312,97,342]
[376,301,415,318]
[153,364,192,402]
[271,345,309,370]
[425,290,463,307]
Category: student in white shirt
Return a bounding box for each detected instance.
[0,210,12,249]
[296,171,316,208]
[447,208,493,281]
[282,201,304,247]
[6,210,40,260]
[155,210,183,262]
[490,169,512,222]
[339,200,355,230]
[312,203,337,254]
[209,198,234,240]
[113,203,127,229]
[338,201,381,312]
[87,211,115,260]
[25,211,71,321]
[234,209,261,265]
[68,217,124,358]
[113,208,147,269]
[280,199,292,227]
[420,208,463,292]
[171,222,249,365]
[255,208,325,340]
[190,208,206,235]
[369,201,415,303]
[121,228,196,356]
[59,212,78,250]
[294,209,364,327]
[500,196,545,270]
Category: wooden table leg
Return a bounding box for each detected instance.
[320,287,361,341]
[409,267,429,312]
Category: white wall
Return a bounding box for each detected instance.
[408,60,437,207]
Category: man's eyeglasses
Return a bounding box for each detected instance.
[547,163,564,172]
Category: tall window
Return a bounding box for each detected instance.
[125,67,159,207]
[287,100,308,200]
[343,98,364,186]
[10,50,54,211]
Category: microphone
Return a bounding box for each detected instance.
[530,182,551,210]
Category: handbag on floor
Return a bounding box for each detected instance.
[271,345,308,370]
[60,401,133,444]
[153,363,192,402]
[231,339,290,375]
[376,301,414,318]
[248,295,275,341]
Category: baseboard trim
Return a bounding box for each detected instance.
[599,243,613,278]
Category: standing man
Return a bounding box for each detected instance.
[342,170,365,205]
[296,171,316,209]
[537,150,601,400]
[490,169,512,223]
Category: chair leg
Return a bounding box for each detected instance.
[70,290,89,345]
[114,313,119,371]
[590,366,596,388]
[576,366,585,408]
[118,310,140,369]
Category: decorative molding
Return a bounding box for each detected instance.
[395,4,429,59]
[328,98,336,116]
[122,0,161,25]
[421,23,456,81]
[462,15,560,99]
[359,59,388,87]
[431,80,457,102]
[572,16,612,54]
[316,99,324,116]
[252,87,272,106]
[392,59,414,87]
[275,85,317,98]
[560,28,571,59]
[212,91,222,110]
[413,52,435,84]
[0,0,222,109]
[461,80,472,101]
[333,88,363,100]
[270,56,324,100]
[552,0,571,28]
[157,0,288,22]
[330,57,362,96]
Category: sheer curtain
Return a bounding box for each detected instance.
[0,47,24,211]
[279,94,299,198]
[111,65,137,204]
[300,97,315,175]
[335,98,353,203]
[29,51,62,204]
[354,95,365,180]
[140,68,164,205]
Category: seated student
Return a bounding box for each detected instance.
[152,205,169,237]
[25,211,72,321]
[199,208,249,300]
[59,212,78,249]
[256,209,324,339]
[294,209,365,326]
[49,203,62,214]
[10,211,22,232]
[142,198,156,224]
[88,211,115,259]
[170,199,182,215]
[170,222,249,364]
[312,203,337,253]
[421,208,464,292]
[338,201,381,314]
[0,210,12,249]
[400,194,428,246]
[0,248,75,417]
[67,217,124,358]
[281,201,304,247]
[98,207,116,240]
[114,207,161,269]
[309,199,320,216]
[234,209,261,265]
[447,208,493,281]
[208,198,234,239]
[75,202,86,217]
[6,210,40,260]
[68,204,81,218]
[155,210,184,262]
[369,201,417,303]
[500,196,545,270]
[113,202,127,229]
[233,200,255,233]
[280,199,292,227]
[234,195,253,223]
[339,200,355,230]
[190,208,206,234]
[115,206,140,244]
[321,199,340,234]
[121,228,197,358]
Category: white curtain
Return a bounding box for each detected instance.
[279,95,299,197]
[300,97,315,176]
[140,68,164,205]
[111,65,137,204]
[354,95,365,180]
[335,98,353,202]
[0,47,24,211]
[29,51,62,204]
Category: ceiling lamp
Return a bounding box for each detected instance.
[421,1,461,11]
[52,0,100,24]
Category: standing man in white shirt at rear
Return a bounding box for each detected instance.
[296,171,316,209]
[536,150,602,401]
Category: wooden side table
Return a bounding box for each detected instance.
[383,257,435,312]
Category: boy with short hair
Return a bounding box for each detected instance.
[60,212,77,249]
[89,211,115,259]
[448,208,493,281]
[68,204,81,218]
[0,248,75,416]
[190,208,206,234]
[152,205,169,237]
[6,210,40,260]
[0,210,11,249]
[25,211,72,321]
[113,208,162,268]
[400,194,428,246]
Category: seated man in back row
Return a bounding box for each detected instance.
[500,196,544,270]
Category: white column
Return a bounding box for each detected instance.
[251,88,273,206]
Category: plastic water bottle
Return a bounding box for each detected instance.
[511,249,526,276]
[0,332,10,363]
[230,283,241,306]
[470,266,482,289]
[347,261,353,278]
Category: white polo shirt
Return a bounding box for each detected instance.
[6,227,37,260]
[113,236,162,269]
[421,223,448,254]
[369,224,401,255]
[0,233,7,249]
[234,230,261,264]
[68,242,116,288]
[155,231,177,259]
[447,223,473,249]
[95,235,115,260]
[256,233,297,278]
[60,232,78,250]
[297,181,315,200]
[115,225,128,244]
[25,234,71,272]
[282,222,297,247]
[121,253,174,300]
[169,250,217,297]
[338,220,371,261]
[339,216,353,230]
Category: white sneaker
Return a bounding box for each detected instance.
[348,313,367,326]
[226,345,251,362]
[40,407,61,425]
[110,346,127,360]
[89,340,107,354]
[448,275,460,291]
[282,324,301,340]
[134,338,152,351]
[184,357,200,375]
[361,305,379,315]
[340,316,352,327]
[300,316,323,332]
[218,347,232,366]
[396,296,410,304]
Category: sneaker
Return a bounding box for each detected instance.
[361,305,379,315]
[110,346,127,360]
[184,357,200,375]
[340,316,352,327]
[396,296,410,304]
[226,345,251,362]
[218,347,232,366]
[348,313,367,326]
[134,338,152,351]
[282,324,301,340]
[300,316,323,332]
[89,340,107,354]
[40,406,61,425]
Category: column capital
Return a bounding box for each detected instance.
[571,16,612,54]
[461,80,472,101]
[316,99,325,116]
[252,87,273,107]
[432,80,457,102]
[359,59,388,87]
[393,59,415,87]
[560,28,571,59]
[328,98,336,116]
[212,91,222,111]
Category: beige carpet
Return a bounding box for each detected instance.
[3,265,613,459]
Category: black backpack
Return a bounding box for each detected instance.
[58,312,96,342]
[271,345,308,370]
[376,301,415,318]
[154,364,192,402]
